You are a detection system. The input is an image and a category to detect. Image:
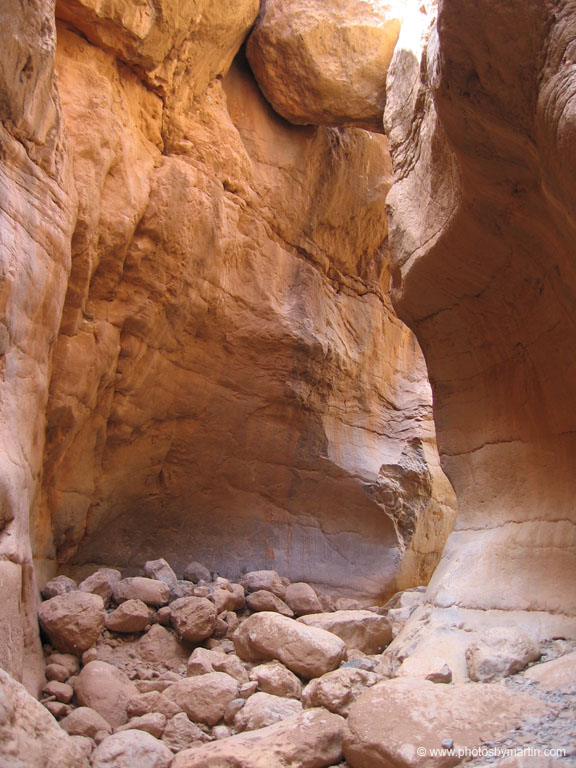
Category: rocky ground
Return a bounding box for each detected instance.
[1,561,574,767]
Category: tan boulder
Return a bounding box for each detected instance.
[60,706,113,739]
[165,672,239,725]
[234,691,303,732]
[246,589,294,617]
[170,596,217,643]
[246,0,402,131]
[106,599,152,633]
[91,729,172,768]
[235,612,347,679]
[171,709,345,768]
[466,627,541,682]
[136,624,189,671]
[113,578,169,606]
[299,610,392,654]
[0,669,90,768]
[38,592,106,654]
[187,646,226,676]
[344,678,543,768]
[162,713,207,753]
[73,660,138,728]
[45,662,69,682]
[242,570,286,599]
[182,562,211,583]
[302,667,381,716]
[284,583,323,616]
[250,660,303,699]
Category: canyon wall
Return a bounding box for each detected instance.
[0,0,456,687]
[385,0,576,669]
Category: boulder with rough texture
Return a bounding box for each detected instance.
[396,655,453,684]
[144,559,178,589]
[78,569,121,606]
[106,599,152,633]
[38,592,106,654]
[246,0,402,131]
[46,653,80,677]
[165,672,239,726]
[170,596,217,642]
[299,610,392,654]
[343,678,542,768]
[466,628,541,682]
[91,729,172,768]
[187,646,226,676]
[250,661,303,699]
[242,571,286,600]
[246,590,294,616]
[127,691,182,719]
[162,713,207,753]
[302,667,381,717]
[284,583,323,616]
[136,624,189,671]
[113,578,170,607]
[117,712,167,738]
[182,563,211,583]
[0,669,90,768]
[60,706,113,739]
[42,576,77,599]
[234,691,303,732]
[234,612,347,679]
[171,709,345,768]
[73,661,138,727]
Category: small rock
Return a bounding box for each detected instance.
[165,672,239,726]
[113,578,170,607]
[228,583,246,611]
[45,662,69,683]
[46,653,80,677]
[234,691,303,732]
[117,712,167,738]
[238,680,258,698]
[106,599,152,633]
[224,697,246,724]
[39,592,106,654]
[212,725,231,740]
[169,580,196,601]
[183,562,211,583]
[212,653,249,684]
[284,583,323,616]
[91,729,173,768]
[187,647,226,676]
[43,680,74,703]
[396,655,453,683]
[212,615,229,638]
[127,691,182,719]
[70,735,95,758]
[144,559,178,589]
[162,713,207,753]
[43,700,72,718]
[246,590,294,617]
[78,569,121,606]
[82,647,99,665]
[41,575,77,599]
[242,570,286,599]
[170,597,217,643]
[152,607,172,626]
[60,706,113,739]
[223,611,239,636]
[212,587,237,614]
[136,624,189,671]
[250,661,302,699]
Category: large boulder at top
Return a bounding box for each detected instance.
[0,669,90,768]
[171,709,345,768]
[38,592,105,654]
[234,612,347,679]
[246,0,402,131]
[343,678,543,768]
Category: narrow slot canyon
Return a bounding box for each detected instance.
[0,0,574,766]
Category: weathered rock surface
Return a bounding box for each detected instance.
[299,610,392,654]
[234,612,347,678]
[106,599,152,633]
[466,627,541,682]
[171,709,345,768]
[246,589,294,617]
[78,569,121,606]
[73,661,138,727]
[91,729,172,768]
[162,713,206,752]
[136,624,189,671]
[143,559,178,589]
[343,678,543,768]
[60,706,113,739]
[250,660,303,699]
[170,597,217,642]
[246,0,402,131]
[302,667,381,717]
[165,672,239,725]
[0,669,90,768]
[523,651,576,693]
[38,592,106,654]
[234,691,303,732]
[284,582,323,616]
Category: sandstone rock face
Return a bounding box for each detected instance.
[0,669,90,768]
[30,1,455,613]
[246,0,402,131]
[234,612,347,678]
[343,678,542,768]
[384,0,576,650]
[299,610,392,654]
[38,592,106,654]
[171,709,345,768]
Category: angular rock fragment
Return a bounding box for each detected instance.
[162,713,207,753]
[106,598,152,633]
[165,672,239,725]
[60,706,113,739]
[183,562,211,583]
[242,570,286,599]
[250,660,303,699]
[302,667,381,717]
[78,569,121,606]
[170,596,217,643]
[246,589,294,616]
[144,558,178,589]
[234,691,303,732]
[41,575,77,599]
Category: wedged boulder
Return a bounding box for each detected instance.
[246,589,294,616]
[0,669,90,768]
[38,592,106,654]
[466,627,541,682]
[165,672,239,725]
[343,678,543,768]
[234,691,303,732]
[60,707,113,739]
[246,0,402,131]
[46,652,79,677]
[143,559,178,589]
[298,610,392,654]
[285,583,323,616]
[78,569,121,606]
[170,597,217,643]
[234,612,346,679]
[73,661,138,728]
[241,570,286,599]
[113,578,169,606]
[106,599,152,633]
[171,709,345,768]
[91,729,172,768]
[302,667,381,717]
[250,660,303,699]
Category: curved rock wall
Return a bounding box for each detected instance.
[385,0,576,656]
